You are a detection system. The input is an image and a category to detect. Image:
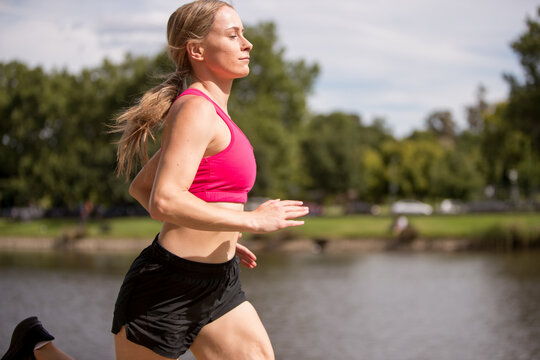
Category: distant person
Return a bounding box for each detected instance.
[78,201,94,224]
[391,215,408,236]
[388,215,418,248]
[111,1,308,359]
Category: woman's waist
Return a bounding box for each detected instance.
[149,234,240,277]
[158,223,239,264]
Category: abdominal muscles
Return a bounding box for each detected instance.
[157,202,243,264]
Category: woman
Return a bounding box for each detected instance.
[112,1,309,359]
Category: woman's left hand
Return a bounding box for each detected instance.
[236,238,257,269]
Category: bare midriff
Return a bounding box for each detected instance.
[157,202,244,264]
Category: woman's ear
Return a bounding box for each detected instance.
[187,41,204,62]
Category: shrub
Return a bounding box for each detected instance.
[473,222,540,251]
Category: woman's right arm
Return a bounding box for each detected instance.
[130,150,258,267]
[147,96,309,233]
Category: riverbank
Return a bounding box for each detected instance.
[1,212,539,253]
[2,213,539,238]
[0,235,479,254]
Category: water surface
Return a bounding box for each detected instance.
[1,250,539,360]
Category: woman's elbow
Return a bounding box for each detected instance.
[148,194,170,222]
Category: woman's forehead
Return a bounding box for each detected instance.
[212,6,243,31]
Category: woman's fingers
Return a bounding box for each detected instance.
[277,200,304,206]
[268,200,309,216]
[236,242,257,269]
[239,257,257,268]
[285,210,309,220]
[284,220,305,227]
[236,243,256,260]
[283,205,310,218]
[251,199,308,233]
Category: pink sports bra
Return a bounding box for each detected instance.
[172,88,256,203]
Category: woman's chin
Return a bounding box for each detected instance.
[235,67,250,78]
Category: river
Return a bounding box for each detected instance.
[1,249,539,360]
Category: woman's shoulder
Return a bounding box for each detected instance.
[167,93,217,128]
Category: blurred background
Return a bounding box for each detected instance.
[1,1,540,359]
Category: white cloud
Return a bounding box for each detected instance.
[0,18,106,71]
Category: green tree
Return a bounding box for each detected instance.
[504,7,540,155]
[0,62,51,206]
[301,112,373,202]
[429,146,484,200]
[481,102,540,198]
[388,138,445,199]
[0,54,167,208]
[361,147,387,202]
[466,84,488,134]
[424,110,457,144]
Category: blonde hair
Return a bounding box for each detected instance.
[114,0,232,177]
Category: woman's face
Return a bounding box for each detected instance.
[199,6,253,79]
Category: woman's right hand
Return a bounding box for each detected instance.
[248,199,309,233]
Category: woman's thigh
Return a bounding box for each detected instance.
[114,326,176,360]
[190,301,274,360]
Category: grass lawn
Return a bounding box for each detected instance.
[291,212,540,239]
[1,212,539,240]
[0,217,161,239]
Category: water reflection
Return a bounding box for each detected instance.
[1,250,539,360]
[0,250,138,275]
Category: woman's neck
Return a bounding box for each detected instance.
[190,77,232,113]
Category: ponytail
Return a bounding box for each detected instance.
[114,70,189,178]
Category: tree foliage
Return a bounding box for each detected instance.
[425,110,457,142]
[0,54,171,208]
[478,7,540,198]
[301,112,366,198]
[504,7,540,155]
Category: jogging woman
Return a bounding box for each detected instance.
[111,1,309,359]
[2,2,307,359]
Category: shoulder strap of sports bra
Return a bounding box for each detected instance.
[175,88,232,123]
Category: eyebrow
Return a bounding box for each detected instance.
[225,26,244,32]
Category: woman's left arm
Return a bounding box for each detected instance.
[129,151,161,213]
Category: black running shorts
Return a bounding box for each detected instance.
[111,235,247,358]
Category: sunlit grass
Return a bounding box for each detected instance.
[405,213,540,238]
[291,212,540,239]
[0,213,539,240]
[0,217,161,239]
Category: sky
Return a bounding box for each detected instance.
[0,0,538,136]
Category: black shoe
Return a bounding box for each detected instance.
[1,316,55,360]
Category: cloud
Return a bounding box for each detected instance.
[0,18,105,71]
[0,0,172,71]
